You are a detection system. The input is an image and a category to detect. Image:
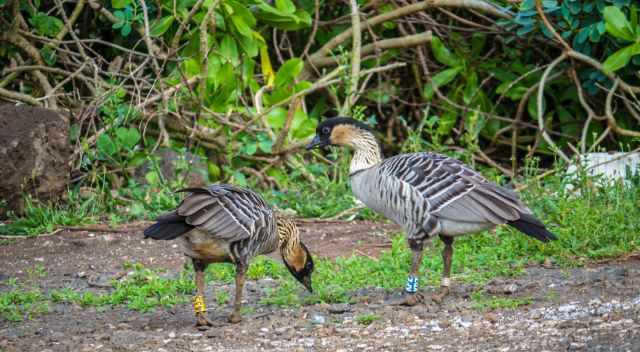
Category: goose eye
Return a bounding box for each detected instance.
[322,127,330,135]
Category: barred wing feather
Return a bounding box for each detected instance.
[176,185,272,242]
[380,153,529,225]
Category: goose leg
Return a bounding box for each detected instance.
[402,239,425,306]
[192,259,214,328]
[432,235,453,303]
[228,264,247,324]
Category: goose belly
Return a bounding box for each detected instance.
[350,173,407,226]
[438,219,495,236]
[180,229,232,263]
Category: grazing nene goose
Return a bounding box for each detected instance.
[306,117,556,306]
[144,184,314,326]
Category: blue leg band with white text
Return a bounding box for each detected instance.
[405,276,418,293]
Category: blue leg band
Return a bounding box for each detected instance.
[405,276,418,293]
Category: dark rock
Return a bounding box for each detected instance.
[327,304,352,314]
[0,105,70,217]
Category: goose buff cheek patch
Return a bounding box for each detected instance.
[405,276,418,293]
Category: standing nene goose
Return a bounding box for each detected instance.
[143,185,314,326]
[307,117,557,306]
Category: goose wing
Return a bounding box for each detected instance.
[379,153,529,225]
[171,184,273,241]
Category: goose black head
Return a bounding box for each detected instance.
[283,242,314,292]
[306,117,373,150]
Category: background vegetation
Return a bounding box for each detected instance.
[1,0,639,211]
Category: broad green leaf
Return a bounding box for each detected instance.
[603,43,640,73]
[266,107,287,129]
[275,0,296,14]
[232,171,247,186]
[603,6,635,41]
[220,35,239,66]
[97,134,117,156]
[145,171,160,185]
[41,45,57,66]
[463,71,479,105]
[111,0,131,9]
[121,23,132,36]
[430,37,462,67]
[437,110,457,135]
[238,33,259,57]
[183,58,200,78]
[257,133,273,153]
[291,109,317,139]
[150,16,174,37]
[231,14,253,38]
[226,1,257,27]
[0,0,8,6]
[422,67,462,100]
[115,127,141,150]
[254,2,311,30]
[29,13,63,37]
[274,58,303,87]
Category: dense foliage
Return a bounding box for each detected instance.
[0,0,638,199]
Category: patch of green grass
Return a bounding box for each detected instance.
[470,292,533,310]
[0,192,99,236]
[0,287,50,322]
[356,313,381,325]
[215,290,230,306]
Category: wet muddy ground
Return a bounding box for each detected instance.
[1,220,638,351]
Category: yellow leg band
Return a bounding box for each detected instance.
[193,295,206,314]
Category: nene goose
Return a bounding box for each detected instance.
[143,184,314,326]
[306,117,556,306]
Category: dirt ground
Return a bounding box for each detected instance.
[1,220,639,352]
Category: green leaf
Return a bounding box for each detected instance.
[291,109,316,139]
[145,171,160,185]
[232,171,247,186]
[115,127,141,150]
[29,13,63,37]
[111,0,131,9]
[220,35,239,66]
[603,43,640,73]
[266,107,287,129]
[182,58,200,78]
[430,37,462,67]
[121,23,132,36]
[41,45,57,66]
[0,0,8,7]
[422,67,462,100]
[603,6,635,41]
[97,134,118,156]
[275,0,296,14]
[242,141,257,155]
[150,16,174,37]
[463,71,479,104]
[275,58,303,87]
[257,133,273,153]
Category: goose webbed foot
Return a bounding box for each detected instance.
[401,292,424,306]
[431,286,450,304]
[195,312,214,330]
[228,311,242,324]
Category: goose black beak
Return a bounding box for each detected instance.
[305,135,323,150]
[301,276,313,293]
